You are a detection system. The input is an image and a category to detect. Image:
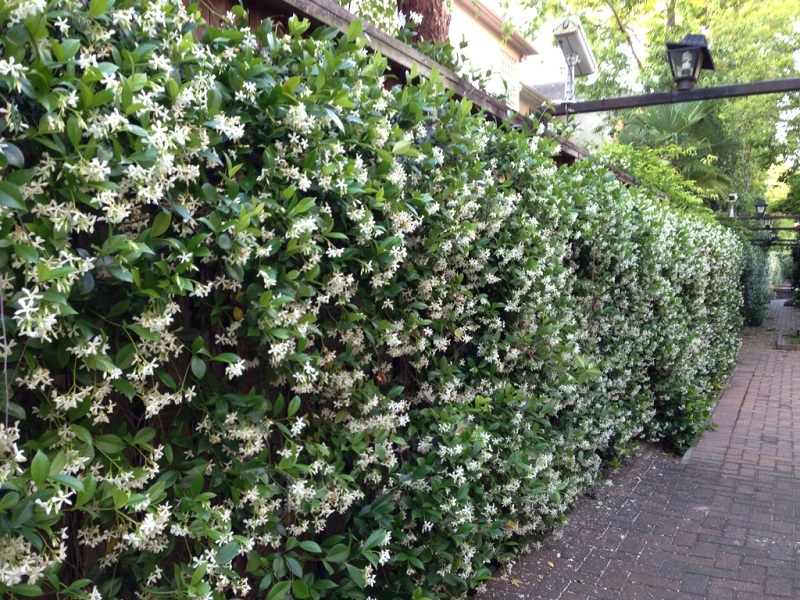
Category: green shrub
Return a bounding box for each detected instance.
[741,244,773,325]
[769,250,793,286]
[791,245,800,289]
[0,1,744,598]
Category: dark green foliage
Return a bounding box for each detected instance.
[741,244,773,325]
[0,1,746,598]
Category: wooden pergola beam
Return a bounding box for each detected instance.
[719,214,800,221]
[549,78,800,116]
[746,227,799,231]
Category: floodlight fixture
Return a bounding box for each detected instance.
[554,18,597,103]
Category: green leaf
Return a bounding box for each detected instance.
[94,434,125,454]
[2,401,26,420]
[313,579,338,591]
[112,378,136,400]
[11,501,33,528]
[267,581,292,600]
[0,492,21,511]
[288,197,316,217]
[215,541,240,565]
[67,115,82,149]
[191,336,207,354]
[51,474,85,492]
[127,125,149,137]
[286,556,303,577]
[288,16,311,37]
[126,323,160,342]
[281,76,302,95]
[88,0,113,19]
[325,543,349,563]
[156,369,178,390]
[60,39,81,60]
[287,396,301,418]
[108,298,132,318]
[213,352,240,363]
[191,562,207,586]
[133,427,156,445]
[37,265,78,282]
[201,183,218,203]
[268,328,293,340]
[71,425,93,445]
[111,486,129,508]
[2,142,24,168]
[361,529,386,551]
[0,181,26,211]
[152,211,172,237]
[191,356,207,379]
[346,19,363,42]
[106,264,133,282]
[31,451,50,487]
[13,244,37,262]
[392,140,412,155]
[50,451,68,477]
[66,579,93,593]
[51,39,66,61]
[292,579,311,599]
[10,584,44,597]
[75,476,97,508]
[299,540,322,554]
[345,563,366,589]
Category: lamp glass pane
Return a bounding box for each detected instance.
[678,50,695,78]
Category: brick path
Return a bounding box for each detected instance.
[478,299,800,599]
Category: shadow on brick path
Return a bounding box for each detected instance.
[477,300,800,600]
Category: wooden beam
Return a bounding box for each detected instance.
[550,78,800,116]
[746,227,799,231]
[719,214,800,221]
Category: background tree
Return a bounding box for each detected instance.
[397,0,451,42]
[340,0,798,209]
[616,103,738,202]
[339,0,451,42]
[523,0,800,207]
[772,170,800,215]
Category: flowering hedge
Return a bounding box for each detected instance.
[0,1,743,599]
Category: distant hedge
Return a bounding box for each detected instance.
[0,1,743,598]
[741,244,772,325]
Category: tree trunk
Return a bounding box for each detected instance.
[397,0,451,43]
[666,0,676,30]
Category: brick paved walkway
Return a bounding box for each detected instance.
[478,299,800,599]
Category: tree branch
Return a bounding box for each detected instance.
[603,0,644,71]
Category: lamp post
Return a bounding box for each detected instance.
[666,34,715,91]
[754,199,767,219]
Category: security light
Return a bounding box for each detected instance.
[554,18,597,78]
[554,18,597,104]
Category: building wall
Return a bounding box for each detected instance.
[449,1,531,110]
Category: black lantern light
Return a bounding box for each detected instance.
[754,198,767,218]
[666,34,714,91]
[771,229,778,243]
